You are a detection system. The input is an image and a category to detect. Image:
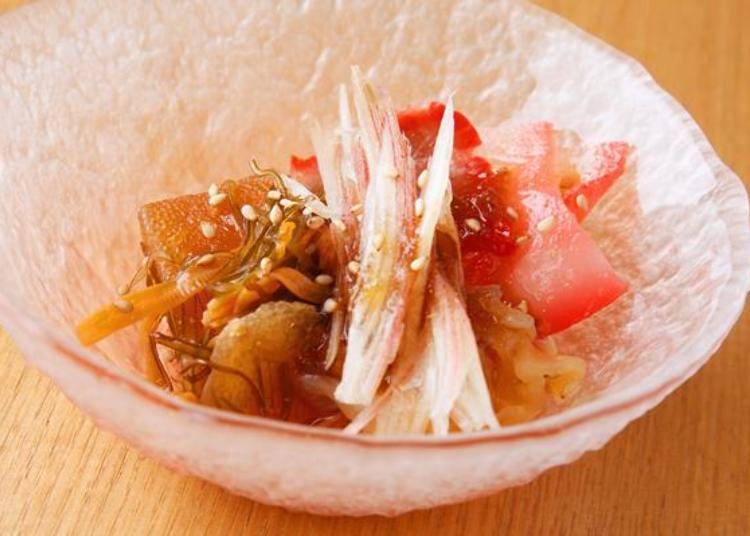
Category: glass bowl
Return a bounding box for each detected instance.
[0,0,747,515]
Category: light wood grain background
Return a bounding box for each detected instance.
[1,1,748,534]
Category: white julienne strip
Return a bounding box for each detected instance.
[451,340,500,432]
[336,67,426,406]
[341,93,461,429]
[311,121,347,371]
[322,86,363,370]
[311,121,346,219]
[424,273,471,435]
[337,84,362,190]
[370,100,458,433]
[360,97,499,435]
[415,97,454,261]
[282,175,331,219]
[367,272,471,436]
[335,125,412,405]
[350,66,381,177]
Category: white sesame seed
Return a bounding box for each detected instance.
[515,235,528,245]
[241,204,257,221]
[385,165,399,180]
[200,221,216,238]
[279,198,297,209]
[410,256,426,271]
[518,300,528,313]
[322,298,338,313]
[536,216,555,233]
[417,170,428,188]
[332,219,346,231]
[477,172,488,179]
[315,274,334,285]
[208,183,219,196]
[506,206,519,220]
[269,204,283,225]
[208,193,227,206]
[267,189,282,201]
[350,203,363,215]
[465,218,481,232]
[307,216,325,229]
[373,232,385,250]
[113,299,133,313]
[576,194,589,211]
[116,284,129,296]
[196,253,215,266]
[347,261,360,274]
[259,257,272,273]
[414,198,425,217]
[302,206,313,217]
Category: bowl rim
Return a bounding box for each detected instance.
[1,0,748,450]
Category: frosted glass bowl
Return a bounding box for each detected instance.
[0,0,747,516]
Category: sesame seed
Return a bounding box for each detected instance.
[410,256,426,271]
[465,218,481,232]
[279,198,297,208]
[259,257,272,273]
[267,189,282,201]
[302,206,313,217]
[515,235,528,245]
[200,221,216,238]
[576,194,589,211]
[208,193,227,206]
[350,203,363,215]
[347,261,360,274]
[417,170,428,188]
[385,165,399,180]
[307,216,325,229]
[315,274,334,285]
[116,284,129,296]
[414,198,425,217]
[373,232,385,250]
[506,207,519,220]
[113,299,133,313]
[477,172,488,179]
[196,253,215,266]
[208,183,219,196]
[332,219,346,231]
[269,204,283,225]
[536,216,555,233]
[518,300,528,313]
[322,298,338,313]
[241,204,257,221]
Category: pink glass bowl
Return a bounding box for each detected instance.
[0,0,747,515]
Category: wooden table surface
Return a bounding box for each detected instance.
[1,1,748,534]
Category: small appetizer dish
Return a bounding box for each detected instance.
[77,70,633,434]
[1,0,747,516]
